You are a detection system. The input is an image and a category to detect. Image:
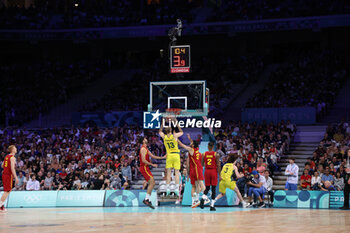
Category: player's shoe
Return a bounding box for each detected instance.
[258,202,265,208]
[200,199,205,209]
[210,206,216,211]
[192,200,200,208]
[241,201,247,208]
[0,205,7,212]
[246,202,254,208]
[143,199,155,209]
[174,189,179,197]
[166,189,171,197]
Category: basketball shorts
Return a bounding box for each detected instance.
[166,152,181,170]
[219,180,236,194]
[140,165,153,182]
[2,174,13,192]
[204,169,218,186]
[189,167,204,185]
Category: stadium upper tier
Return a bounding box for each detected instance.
[0,0,349,32]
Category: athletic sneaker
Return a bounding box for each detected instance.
[166,189,171,197]
[200,199,205,209]
[0,205,7,212]
[241,201,247,208]
[258,202,265,208]
[210,206,216,211]
[246,202,254,208]
[192,200,200,208]
[204,199,210,205]
[143,199,155,209]
[174,189,179,197]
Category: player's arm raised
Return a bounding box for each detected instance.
[177,139,193,155]
[148,150,166,160]
[158,118,165,138]
[141,147,158,168]
[174,118,183,138]
[11,156,19,185]
[186,133,193,144]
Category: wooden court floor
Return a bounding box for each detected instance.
[0,207,349,233]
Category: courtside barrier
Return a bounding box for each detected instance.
[104,190,158,207]
[57,190,105,207]
[329,191,349,209]
[4,190,157,208]
[274,190,329,209]
[7,191,58,208]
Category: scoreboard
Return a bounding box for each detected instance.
[170,45,190,73]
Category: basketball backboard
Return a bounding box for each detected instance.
[148,80,208,117]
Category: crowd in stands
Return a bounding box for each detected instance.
[80,54,264,117]
[245,49,349,119]
[208,0,350,22]
[0,60,110,127]
[0,126,164,191]
[1,0,349,29]
[300,121,350,191]
[0,0,196,29]
[0,120,292,198]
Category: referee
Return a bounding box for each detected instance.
[340,150,350,210]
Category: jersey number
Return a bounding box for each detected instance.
[167,142,175,149]
[4,160,8,167]
[224,167,228,173]
[207,159,212,165]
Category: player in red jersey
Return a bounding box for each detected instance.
[178,134,205,208]
[139,136,166,209]
[200,142,221,210]
[0,145,18,212]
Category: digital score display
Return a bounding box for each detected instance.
[170,45,190,73]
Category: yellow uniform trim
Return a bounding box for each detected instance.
[144,165,153,179]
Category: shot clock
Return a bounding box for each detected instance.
[170,45,190,73]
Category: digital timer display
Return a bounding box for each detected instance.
[170,45,190,73]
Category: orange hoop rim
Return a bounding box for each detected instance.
[165,108,182,117]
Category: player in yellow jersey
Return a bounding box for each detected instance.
[159,117,183,196]
[211,155,247,211]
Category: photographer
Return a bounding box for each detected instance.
[236,171,250,197]
[110,172,122,190]
[246,170,267,208]
[340,150,350,210]
[264,170,274,204]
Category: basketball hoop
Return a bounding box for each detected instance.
[165,108,182,118]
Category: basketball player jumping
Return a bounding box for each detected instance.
[139,137,166,209]
[159,117,183,196]
[211,155,247,211]
[200,142,221,210]
[178,134,205,208]
[0,145,19,212]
